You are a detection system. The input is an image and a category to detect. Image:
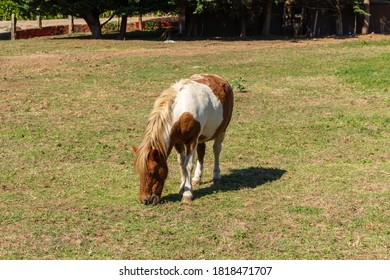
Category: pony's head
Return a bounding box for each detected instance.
[133,146,168,205]
[132,85,177,205]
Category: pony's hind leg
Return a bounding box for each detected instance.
[213,132,225,184]
[192,143,205,186]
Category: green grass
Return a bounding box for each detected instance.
[0,35,389,260]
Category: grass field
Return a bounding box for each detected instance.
[0,34,389,260]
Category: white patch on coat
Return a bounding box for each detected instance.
[172,80,223,142]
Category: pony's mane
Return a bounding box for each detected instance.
[135,80,188,176]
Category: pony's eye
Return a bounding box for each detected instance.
[149,172,156,177]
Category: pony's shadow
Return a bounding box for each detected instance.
[162,167,287,203]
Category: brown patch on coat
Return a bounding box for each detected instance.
[190,74,234,141]
[169,112,201,154]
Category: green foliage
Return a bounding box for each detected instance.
[8,0,175,38]
[144,21,159,31]
[231,77,248,93]
[184,0,264,18]
[117,0,174,17]
[193,0,217,14]
[104,21,119,31]
[353,0,369,16]
[0,0,20,20]
[13,0,121,17]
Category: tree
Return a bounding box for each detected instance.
[16,0,134,39]
[221,0,264,37]
[15,0,127,38]
[326,0,345,35]
[181,0,265,37]
[262,0,287,36]
[117,0,174,39]
[262,0,273,35]
[285,0,358,36]
[361,0,370,34]
[182,0,217,36]
[14,0,175,39]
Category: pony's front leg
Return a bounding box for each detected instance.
[176,143,195,203]
[181,149,196,203]
[192,143,205,186]
[178,139,199,203]
[175,144,186,196]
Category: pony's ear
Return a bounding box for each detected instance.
[131,146,138,154]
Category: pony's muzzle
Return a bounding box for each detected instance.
[141,193,160,206]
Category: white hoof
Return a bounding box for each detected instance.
[192,178,202,186]
[181,195,193,204]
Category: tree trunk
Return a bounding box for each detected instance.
[178,6,185,34]
[262,0,273,36]
[335,0,343,36]
[335,13,343,35]
[240,16,246,37]
[187,14,198,37]
[240,2,246,37]
[118,15,127,39]
[362,0,370,34]
[82,8,102,39]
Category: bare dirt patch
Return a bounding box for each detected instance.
[2,34,389,69]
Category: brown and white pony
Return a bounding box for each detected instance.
[133,74,234,205]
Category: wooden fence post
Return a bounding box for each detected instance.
[138,14,143,31]
[11,13,17,40]
[37,15,42,29]
[68,15,74,34]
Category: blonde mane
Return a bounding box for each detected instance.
[134,81,186,176]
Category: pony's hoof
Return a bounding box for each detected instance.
[192,179,202,186]
[213,178,222,184]
[181,195,193,204]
